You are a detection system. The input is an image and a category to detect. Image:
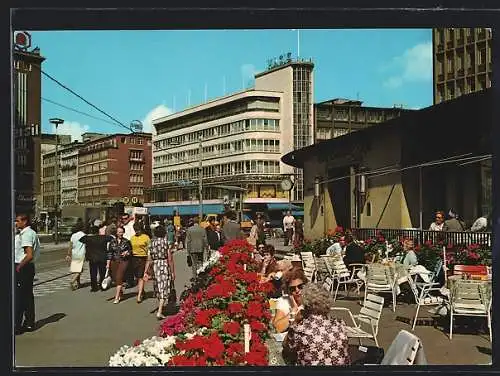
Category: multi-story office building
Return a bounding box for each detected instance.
[433,28,492,104]
[37,133,71,215]
[77,133,152,206]
[315,98,413,141]
[60,142,81,206]
[147,58,314,216]
[13,32,45,216]
[41,149,59,213]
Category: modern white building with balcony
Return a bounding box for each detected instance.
[60,142,81,206]
[146,58,314,218]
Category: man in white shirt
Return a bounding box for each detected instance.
[14,214,41,334]
[283,210,295,247]
[121,213,136,240]
[326,236,346,256]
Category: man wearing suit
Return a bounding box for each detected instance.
[185,217,208,278]
[206,217,224,255]
[221,210,242,241]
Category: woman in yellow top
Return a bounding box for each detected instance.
[130,222,151,303]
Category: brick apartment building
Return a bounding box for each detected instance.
[77,133,152,206]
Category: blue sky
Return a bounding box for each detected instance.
[29,29,433,141]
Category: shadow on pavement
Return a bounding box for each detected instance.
[477,346,492,356]
[36,313,66,330]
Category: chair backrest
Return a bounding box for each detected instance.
[366,264,393,286]
[332,260,351,279]
[381,330,422,365]
[357,293,384,330]
[453,265,488,276]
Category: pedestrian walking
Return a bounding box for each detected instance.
[206,217,223,257]
[66,221,87,290]
[121,213,136,288]
[79,226,111,292]
[144,225,176,320]
[221,210,242,241]
[283,210,295,246]
[186,217,208,278]
[130,222,151,303]
[106,226,132,304]
[14,214,41,334]
[292,219,304,249]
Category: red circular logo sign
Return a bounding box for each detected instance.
[14,31,31,49]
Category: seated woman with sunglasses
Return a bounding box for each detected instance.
[271,268,307,333]
[282,283,351,366]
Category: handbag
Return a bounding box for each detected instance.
[101,268,112,291]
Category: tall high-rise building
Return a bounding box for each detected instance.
[433,28,492,104]
[147,57,314,218]
[12,32,44,216]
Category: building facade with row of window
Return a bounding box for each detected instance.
[433,27,492,104]
[146,58,315,217]
[41,132,152,213]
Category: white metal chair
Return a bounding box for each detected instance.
[331,293,384,347]
[313,255,329,282]
[449,280,492,342]
[301,252,317,282]
[380,330,425,365]
[364,264,397,312]
[331,260,365,301]
[407,273,445,330]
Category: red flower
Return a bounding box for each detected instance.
[223,321,241,336]
[227,342,244,357]
[204,332,225,360]
[250,320,266,332]
[133,339,141,347]
[169,355,197,366]
[244,350,268,366]
[195,308,219,327]
[247,301,264,318]
[228,302,244,314]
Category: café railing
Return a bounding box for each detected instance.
[351,228,492,247]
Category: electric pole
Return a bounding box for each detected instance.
[49,117,64,245]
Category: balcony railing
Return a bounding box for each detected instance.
[351,228,492,247]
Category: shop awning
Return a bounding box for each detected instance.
[148,204,225,217]
[267,203,302,211]
[292,211,304,217]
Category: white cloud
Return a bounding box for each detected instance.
[241,63,257,88]
[383,41,432,89]
[141,104,173,135]
[51,121,89,142]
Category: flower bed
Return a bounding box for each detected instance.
[294,228,491,270]
[109,239,275,367]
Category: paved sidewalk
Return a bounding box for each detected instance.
[15,249,192,367]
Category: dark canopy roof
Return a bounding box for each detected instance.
[282,89,492,169]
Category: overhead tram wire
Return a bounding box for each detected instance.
[317,153,490,185]
[35,93,120,127]
[38,67,133,133]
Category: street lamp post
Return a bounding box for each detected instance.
[49,118,64,244]
[198,136,203,221]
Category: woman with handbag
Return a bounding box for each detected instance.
[144,225,175,320]
[106,226,132,304]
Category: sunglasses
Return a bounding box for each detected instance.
[289,283,305,292]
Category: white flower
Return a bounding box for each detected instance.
[109,330,205,367]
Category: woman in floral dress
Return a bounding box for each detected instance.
[144,225,175,320]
